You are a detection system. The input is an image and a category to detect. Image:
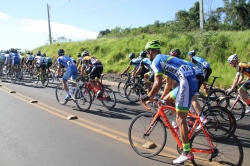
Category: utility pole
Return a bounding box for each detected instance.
[47,3,52,44]
[199,0,204,33]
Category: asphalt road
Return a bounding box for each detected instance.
[0,76,249,166]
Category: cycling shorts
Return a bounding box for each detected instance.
[63,64,77,81]
[11,59,20,65]
[89,64,103,80]
[203,68,212,82]
[169,75,198,112]
[241,79,250,91]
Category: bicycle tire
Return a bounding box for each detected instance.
[55,83,68,105]
[101,86,116,110]
[218,96,245,121]
[208,88,227,106]
[41,73,49,87]
[203,106,237,140]
[47,71,55,84]
[74,86,92,111]
[117,80,128,98]
[190,126,243,166]
[124,83,140,103]
[128,112,167,157]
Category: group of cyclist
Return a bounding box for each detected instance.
[120,40,250,164]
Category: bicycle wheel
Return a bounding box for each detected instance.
[128,112,167,157]
[74,86,92,111]
[55,83,68,105]
[190,126,243,166]
[218,96,245,121]
[41,73,49,87]
[101,86,116,110]
[117,80,128,98]
[124,83,140,103]
[10,71,17,83]
[47,71,55,84]
[203,106,236,140]
[17,70,24,85]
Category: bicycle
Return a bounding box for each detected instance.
[218,86,250,121]
[117,73,132,98]
[31,68,49,87]
[10,64,23,84]
[79,74,116,110]
[128,98,243,165]
[55,80,92,111]
[197,76,227,106]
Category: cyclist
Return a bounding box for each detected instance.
[25,51,34,75]
[4,50,11,72]
[141,40,198,164]
[9,48,21,74]
[188,50,212,96]
[43,53,53,73]
[76,53,82,72]
[81,51,103,98]
[32,50,46,81]
[19,52,26,67]
[0,51,6,72]
[226,54,250,114]
[80,50,90,76]
[56,48,78,100]
[120,53,142,76]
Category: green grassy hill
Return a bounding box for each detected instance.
[34,30,250,88]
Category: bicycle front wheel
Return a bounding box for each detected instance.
[74,86,92,111]
[218,96,245,121]
[101,86,116,110]
[117,80,127,98]
[190,126,243,166]
[128,112,167,157]
[55,83,68,105]
[124,83,140,103]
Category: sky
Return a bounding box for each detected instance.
[0,0,224,51]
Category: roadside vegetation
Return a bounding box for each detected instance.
[32,1,250,88]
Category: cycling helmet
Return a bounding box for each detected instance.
[27,51,30,54]
[81,50,89,57]
[139,50,147,58]
[228,54,238,64]
[129,53,135,59]
[170,49,181,58]
[188,50,196,57]
[77,53,81,57]
[37,50,41,54]
[145,40,161,50]
[6,50,9,54]
[30,51,33,55]
[58,48,65,56]
[42,53,46,57]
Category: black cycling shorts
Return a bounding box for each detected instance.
[203,68,212,82]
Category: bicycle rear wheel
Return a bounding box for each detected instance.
[203,106,236,140]
[41,73,49,87]
[74,86,92,111]
[47,71,55,84]
[218,96,245,121]
[101,86,116,110]
[190,126,243,166]
[128,112,167,157]
[55,83,68,105]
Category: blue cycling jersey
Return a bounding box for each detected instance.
[140,58,152,71]
[151,54,195,83]
[10,53,20,61]
[129,57,142,68]
[184,60,203,76]
[191,56,210,69]
[57,56,74,68]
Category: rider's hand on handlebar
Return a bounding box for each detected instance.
[140,94,150,102]
[226,88,232,94]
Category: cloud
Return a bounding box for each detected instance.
[18,19,98,40]
[0,11,10,19]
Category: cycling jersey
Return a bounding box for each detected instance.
[184,60,203,76]
[10,53,20,65]
[151,54,198,112]
[129,57,142,68]
[45,57,53,68]
[237,62,250,78]
[57,56,77,81]
[26,54,34,61]
[138,58,152,78]
[191,56,210,69]
[4,53,10,65]
[82,56,102,66]
[0,54,5,64]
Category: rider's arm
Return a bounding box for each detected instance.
[148,74,163,98]
[121,63,131,75]
[230,72,241,90]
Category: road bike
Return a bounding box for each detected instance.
[55,79,92,111]
[78,74,116,110]
[31,68,49,87]
[10,64,24,84]
[128,98,243,165]
[218,86,250,121]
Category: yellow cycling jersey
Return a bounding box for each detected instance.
[82,56,101,65]
[237,62,250,77]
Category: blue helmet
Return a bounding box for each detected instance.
[58,48,65,56]
[129,53,135,59]
[188,50,196,57]
[139,50,147,58]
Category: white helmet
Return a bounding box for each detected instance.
[228,54,238,64]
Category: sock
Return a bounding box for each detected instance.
[183,143,190,154]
